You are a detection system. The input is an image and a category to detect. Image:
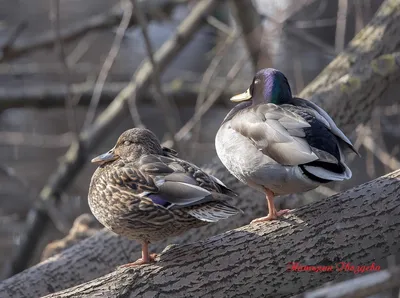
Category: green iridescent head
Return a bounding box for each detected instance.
[230,68,293,105]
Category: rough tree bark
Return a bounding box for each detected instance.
[1,0,400,297]
[40,169,400,297]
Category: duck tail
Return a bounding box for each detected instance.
[301,162,352,183]
[187,193,243,222]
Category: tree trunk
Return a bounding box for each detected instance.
[1,0,400,297]
[40,169,400,297]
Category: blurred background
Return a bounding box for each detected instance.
[0,0,398,282]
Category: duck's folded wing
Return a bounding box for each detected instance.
[292,97,360,156]
[131,155,241,222]
[231,104,328,166]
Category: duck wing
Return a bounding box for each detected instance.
[119,155,241,222]
[291,97,360,156]
[230,104,324,166]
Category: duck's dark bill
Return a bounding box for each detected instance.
[230,88,252,102]
[91,150,118,164]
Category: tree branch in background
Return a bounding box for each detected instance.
[175,52,248,142]
[50,0,78,135]
[0,21,28,57]
[132,0,181,142]
[82,0,132,129]
[2,0,219,279]
[335,0,349,52]
[230,0,271,69]
[263,13,336,56]
[0,0,186,63]
[189,26,240,158]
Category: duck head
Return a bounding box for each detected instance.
[231,68,292,105]
[91,128,163,165]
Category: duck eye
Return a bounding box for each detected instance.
[124,141,131,146]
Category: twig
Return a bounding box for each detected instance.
[66,33,98,66]
[354,0,365,33]
[132,0,181,140]
[50,0,78,135]
[189,28,240,157]
[83,0,133,130]
[361,131,400,171]
[206,15,232,35]
[230,0,266,69]
[175,52,248,142]
[5,0,219,277]
[0,164,30,190]
[278,0,320,23]
[293,18,337,29]
[335,0,349,52]
[261,13,336,56]
[0,21,28,57]
[293,53,305,94]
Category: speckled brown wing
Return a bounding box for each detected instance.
[90,155,241,231]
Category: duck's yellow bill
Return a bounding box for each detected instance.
[230,88,252,102]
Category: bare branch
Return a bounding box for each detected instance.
[82,0,133,129]
[335,0,349,52]
[175,52,248,142]
[230,0,269,69]
[358,126,400,171]
[261,13,337,56]
[0,0,185,63]
[189,27,240,157]
[132,0,181,140]
[0,21,28,56]
[50,0,78,135]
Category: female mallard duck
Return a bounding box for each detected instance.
[89,128,241,266]
[215,68,359,224]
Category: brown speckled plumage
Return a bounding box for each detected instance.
[88,128,241,265]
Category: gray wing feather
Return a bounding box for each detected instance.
[139,156,239,213]
[231,104,319,166]
[293,97,360,156]
[157,181,213,207]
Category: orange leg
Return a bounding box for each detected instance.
[251,188,290,224]
[119,241,157,267]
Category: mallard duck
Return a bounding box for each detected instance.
[89,128,241,266]
[215,68,359,223]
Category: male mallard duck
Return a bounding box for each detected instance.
[89,128,241,266]
[215,68,359,223]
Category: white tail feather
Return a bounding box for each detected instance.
[303,165,352,181]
